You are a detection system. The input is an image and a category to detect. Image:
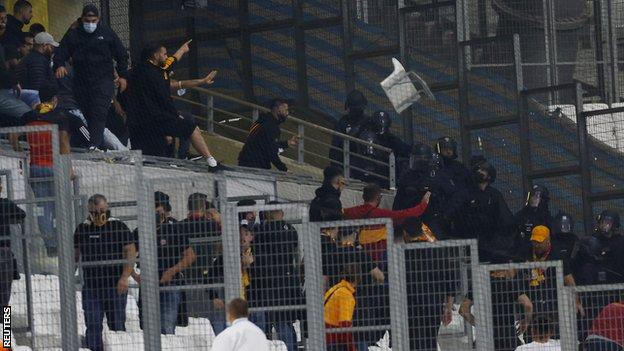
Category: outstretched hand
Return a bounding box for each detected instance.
[176,39,192,58]
[202,70,218,85]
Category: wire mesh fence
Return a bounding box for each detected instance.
[571,284,624,350]
[310,218,395,351]
[393,239,479,351]
[473,261,577,351]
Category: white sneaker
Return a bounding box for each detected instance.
[207,156,217,167]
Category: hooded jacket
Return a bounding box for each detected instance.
[238,112,289,171]
[309,182,343,222]
[53,22,128,85]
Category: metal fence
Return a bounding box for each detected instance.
[570,283,624,350]
[473,261,577,351]
[2,135,623,351]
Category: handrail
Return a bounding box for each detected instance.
[186,87,394,152]
[172,86,397,189]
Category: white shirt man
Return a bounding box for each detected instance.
[211,299,269,351]
[515,339,561,351]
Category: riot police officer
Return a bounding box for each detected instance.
[550,212,579,264]
[434,136,471,189]
[454,156,515,263]
[351,129,385,186]
[514,184,553,257]
[354,110,412,186]
[330,89,369,167]
[392,143,462,238]
[576,210,624,285]
[370,110,411,158]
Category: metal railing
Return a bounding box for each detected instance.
[172,87,397,189]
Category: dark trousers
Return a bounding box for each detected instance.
[75,80,115,149]
[0,247,13,307]
[82,287,127,351]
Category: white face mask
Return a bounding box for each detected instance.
[83,22,97,33]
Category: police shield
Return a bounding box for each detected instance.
[380,58,435,114]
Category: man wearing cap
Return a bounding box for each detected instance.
[15,32,58,107]
[54,4,129,151]
[525,225,583,316]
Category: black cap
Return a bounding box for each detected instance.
[0,5,6,13]
[323,165,343,182]
[82,4,99,17]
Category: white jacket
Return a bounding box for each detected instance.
[211,318,269,351]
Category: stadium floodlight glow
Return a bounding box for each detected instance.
[380,57,435,114]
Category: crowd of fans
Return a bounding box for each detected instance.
[0,2,623,351]
[0,2,221,167]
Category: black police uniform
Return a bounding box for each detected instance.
[393,163,461,238]
[238,112,290,171]
[514,203,552,258]
[54,22,129,149]
[576,232,624,285]
[454,184,515,263]
[329,90,369,167]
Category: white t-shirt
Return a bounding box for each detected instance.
[515,339,561,351]
[210,318,270,351]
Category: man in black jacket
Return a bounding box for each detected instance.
[248,205,301,351]
[453,156,516,263]
[53,4,128,150]
[238,98,299,171]
[0,0,32,69]
[0,181,25,307]
[0,5,30,128]
[126,42,219,166]
[309,166,346,222]
[15,32,57,100]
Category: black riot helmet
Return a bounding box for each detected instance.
[435,136,458,160]
[526,184,550,208]
[345,89,368,112]
[410,143,433,170]
[553,212,573,234]
[471,156,496,183]
[372,110,392,135]
[596,210,621,236]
